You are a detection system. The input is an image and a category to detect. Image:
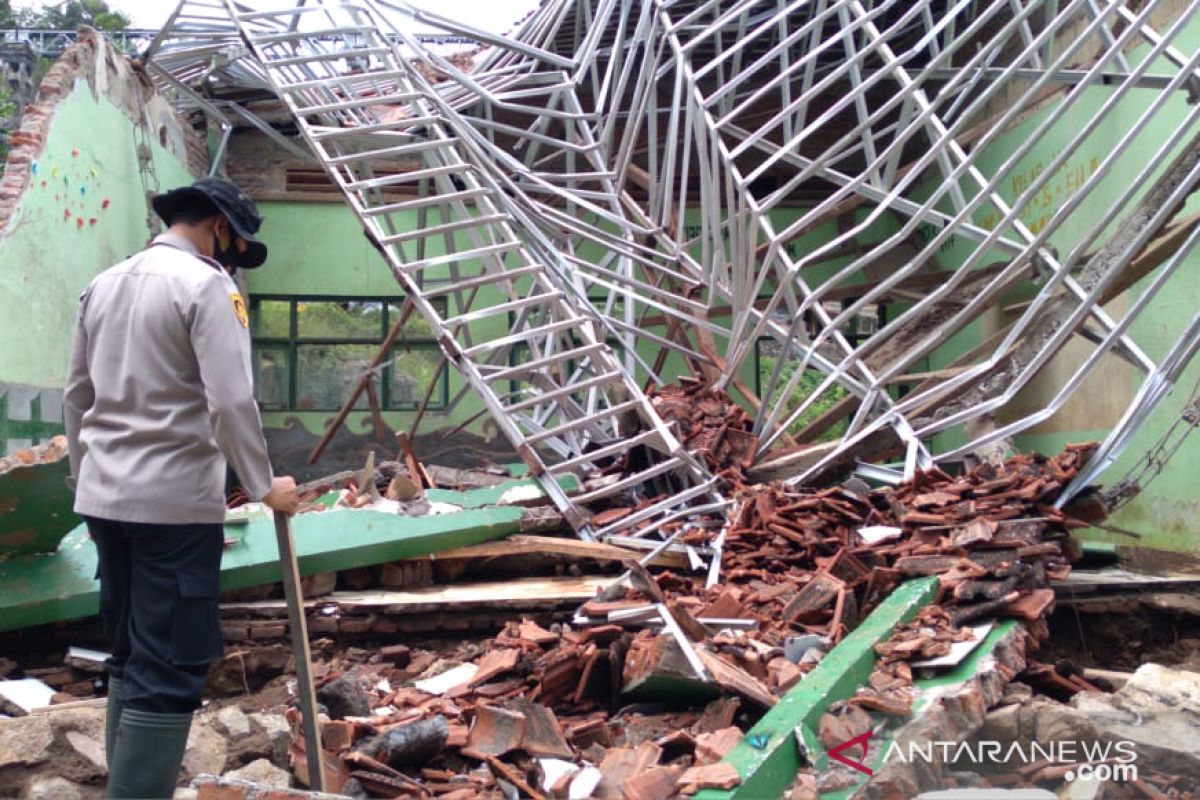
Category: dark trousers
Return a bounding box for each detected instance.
[86,517,225,713]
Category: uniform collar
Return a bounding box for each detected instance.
[152,232,225,273]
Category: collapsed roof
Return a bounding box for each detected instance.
[143,0,1200,550]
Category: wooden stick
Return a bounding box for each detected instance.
[308,299,414,465]
[273,510,325,792]
[407,356,447,439]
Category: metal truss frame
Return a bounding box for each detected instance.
[144,0,1200,538]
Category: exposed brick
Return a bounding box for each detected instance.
[379,644,411,667]
[336,615,374,634]
[0,27,208,234]
[305,616,338,635]
[221,623,250,640]
[319,720,355,754]
[248,622,286,639]
[196,785,248,800]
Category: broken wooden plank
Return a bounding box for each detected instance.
[221,576,612,615]
[405,534,686,569]
[780,573,843,622]
[746,440,841,484]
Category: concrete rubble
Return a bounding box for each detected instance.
[154,433,1196,798]
[2,0,1200,795]
[0,702,294,800]
[0,430,1196,800]
[3,403,1200,797]
[972,664,1200,786]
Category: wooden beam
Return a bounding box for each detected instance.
[402,533,687,568]
[221,575,614,615]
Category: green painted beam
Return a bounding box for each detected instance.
[0,476,571,633]
[695,577,940,800]
[0,457,79,555]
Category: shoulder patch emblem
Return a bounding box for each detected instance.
[231,293,249,328]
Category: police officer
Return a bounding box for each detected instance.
[63,177,300,799]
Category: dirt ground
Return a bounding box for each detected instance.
[1040,600,1200,671]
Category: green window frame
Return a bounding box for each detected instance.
[249,295,448,413]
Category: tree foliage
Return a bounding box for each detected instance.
[0,85,14,166]
[758,354,849,442]
[1,1,132,30]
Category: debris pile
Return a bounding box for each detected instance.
[226,455,444,515]
[693,444,1093,653]
[649,378,759,487]
[275,631,755,799]
[0,435,68,474]
[252,444,1111,798]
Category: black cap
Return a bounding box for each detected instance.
[152,177,268,269]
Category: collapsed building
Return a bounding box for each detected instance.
[2,1,1200,798]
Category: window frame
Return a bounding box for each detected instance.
[249,294,447,413]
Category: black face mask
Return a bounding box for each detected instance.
[212,228,240,270]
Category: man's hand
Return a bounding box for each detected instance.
[263,476,299,515]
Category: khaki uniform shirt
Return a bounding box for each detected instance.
[64,233,273,524]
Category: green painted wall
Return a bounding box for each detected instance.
[0,75,195,454]
[919,14,1200,551]
[244,200,496,447]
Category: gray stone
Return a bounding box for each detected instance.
[194,776,351,799]
[181,717,228,783]
[248,712,290,740]
[1001,681,1033,703]
[316,673,370,720]
[64,730,107,778]
[46,707,106,741]
[1057,773,1105,800]
[215,706,252,741]
[24,776,85,800]
[0,714,53,768]
[1070,663,1200,780]
[247,712,292,766]
[976,702,1021,742]
[224,757,291,789]
[49,708,109,783]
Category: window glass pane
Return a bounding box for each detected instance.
[390,348,443,408]
[252,300,290,338]
[388,301,435,340]
[252,346,289,410]
[296,344,374,410]
[297,301,384,340]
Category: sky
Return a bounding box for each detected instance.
[100,0,540,34]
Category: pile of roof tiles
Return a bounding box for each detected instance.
[648,377,759,488]
[283,622,754,799]
[280,444,1102,798]
[703,443,1094,647]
